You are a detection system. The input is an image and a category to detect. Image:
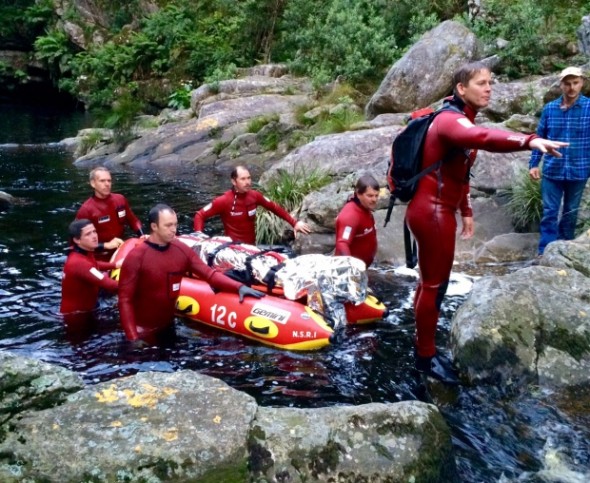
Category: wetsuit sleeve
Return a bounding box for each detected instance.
[194,195,227,231]
[118,251,142,340]
[71,258,118,293]
[459,186,473,218]
[187,249,242,293]
[254,191,297,226]
[437,113,538,153]
[122,197,143,234]
[334,209,354,256]
[97,260,117,271]
[529,108,549,168]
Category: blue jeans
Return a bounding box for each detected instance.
[538,177,588,254]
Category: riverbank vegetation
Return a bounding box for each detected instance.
[2,0,589,112]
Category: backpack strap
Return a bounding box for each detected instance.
[403,219,418,269]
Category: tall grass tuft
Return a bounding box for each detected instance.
[255,167,331,245]
[505,167,542,231]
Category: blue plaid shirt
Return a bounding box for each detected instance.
[529,94,590,180]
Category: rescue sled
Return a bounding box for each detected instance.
[110,236,387,350]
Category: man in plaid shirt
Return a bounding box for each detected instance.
[529,66,590,255]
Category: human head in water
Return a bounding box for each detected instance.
[148,203,177,245]
[89,166,112,199]
[230,165,252,194]
[452,61,492,112]
[354,174,380,211]
[68,219,98,251]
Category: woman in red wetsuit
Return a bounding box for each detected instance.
[406,62,568,383]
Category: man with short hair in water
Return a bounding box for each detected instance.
[193,165,311,244]
[60,219,121,328]
[76,166,143,261]
[119,204,265,342]
[406,61,568,384]
[334,174,380,268]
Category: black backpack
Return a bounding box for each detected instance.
[384,102,463,268]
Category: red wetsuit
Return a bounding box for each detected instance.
[118,239,242,341]
[60,247,118,325]
[334,197,377,267]
[76,193,143,261]
[406,98,538,358]
[193,189,297,244]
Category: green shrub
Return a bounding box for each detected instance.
[99,90,144,147]
[168,82,193,110]
[255,167,331,244]
[504,167,542,231]
[247,114,280,134]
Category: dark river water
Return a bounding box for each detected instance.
[1,102,589,482]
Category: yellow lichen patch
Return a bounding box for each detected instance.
[162,428,179,442]
[196,118,218,130]
[163,387,178,397]
[95,384,120,404]
[579,311,587,317]
[134,445,142,453]
[94,383,178,409]
[52,424,60,430]
[110,421,123,428]
[141,417,148,422]
[126,392,160,408]
[213,415,222,424]
[556,269,567,276]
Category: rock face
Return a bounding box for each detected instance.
[250,402,455,482]
[0,369,258,482]
[0,352,84,417]
[451,231,590,387]
[365,20,479,118]
[0,354,455,482]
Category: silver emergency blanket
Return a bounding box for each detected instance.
[184,233,368,327]
[274,254,367,302]
[184,233,287,284]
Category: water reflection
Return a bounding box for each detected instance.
[1,107,589,481]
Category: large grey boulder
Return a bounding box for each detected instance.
[260,126,399,186]
[451,263,590,387]
[0,355,455,482]
[249,402,455,482]
[0,370,258,482]
[0,351,84,422]
[191,75,312,113]
[365,21,479,118]
[578,15,590,57]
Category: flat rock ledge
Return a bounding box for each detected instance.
[0,352,455,482]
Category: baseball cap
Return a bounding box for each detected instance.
[559,67,585,81]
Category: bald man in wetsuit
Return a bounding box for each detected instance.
[118,204,265,343]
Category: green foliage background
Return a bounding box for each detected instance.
[2,0,590,110]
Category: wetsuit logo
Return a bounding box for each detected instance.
[98,215,110,223]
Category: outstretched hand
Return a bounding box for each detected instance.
[238,285,265,303]
[529,138,568,157]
